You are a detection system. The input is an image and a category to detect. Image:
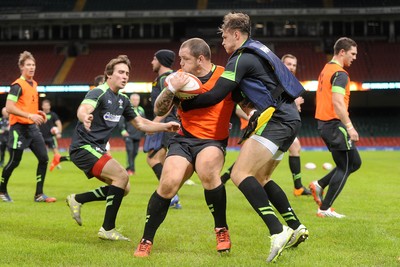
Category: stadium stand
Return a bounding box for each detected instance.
[206,0,323,9]
[0,1,399,149]
[1,40,400,84]
[273,41,327,81]
[83,0,197,11]
[1,0,398,13]
[332,0,400,7]
[63,42,181,84]
[0,0,75,13]
[0,44,65,85]
[361,41,400,81]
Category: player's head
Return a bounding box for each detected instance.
[130,93,140,107]
[281,54,297,75]
[94,75,105,86]
[334,37,357,55]
[333,37,357,67]
[179,38,211,75]
[18,51,36,79]
[219,12,251,54]
[104,55,130,90]
[41,99,51,113]
[152,49,175,73]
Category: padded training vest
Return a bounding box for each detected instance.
[231,39,305,111]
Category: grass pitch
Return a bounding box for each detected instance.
[0,150,399,266]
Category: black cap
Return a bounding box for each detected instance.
[155,49,175,68]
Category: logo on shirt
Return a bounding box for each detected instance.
[95,146,105,153]
[118,99,123,109]
[108,100,112,104]
[259,44,271,53]
[103,112,121,122]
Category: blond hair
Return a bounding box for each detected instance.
[219,12,251,36]
[18,51,35,67]
[281,54,297,62]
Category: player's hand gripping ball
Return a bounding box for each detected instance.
[38,110,47,123]
[50,127,59,135]
[165,71,202,100]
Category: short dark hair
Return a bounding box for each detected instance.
[42,99,51,105]
[181,38,211,60]
[94,75,105,86]
[334,37,357,55]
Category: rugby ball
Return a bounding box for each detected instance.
[38,111,47,122]
[165,72,202,100]
[322,162,333,170]
[305,162,317,170]
[50,127,59,135]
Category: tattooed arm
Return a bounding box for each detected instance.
[154,88,176,116]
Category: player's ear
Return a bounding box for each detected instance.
[197,55,204,64]
[234,30,240,40]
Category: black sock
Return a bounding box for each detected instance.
[60,156,70,162]
[238,176,283,235]
[142,191,171,242]
[35,160,48,196]
[152,163,163,181]
[102,185,125,230]
[220,172,230,184]
[0,175,10,193]
[321,150,352,210]
[75,186,109,204]
[289,156,302,189]
[220,163,234,184]
[0,149,22,193]
[204,183,228,229]
[318,169,336,189]
[264,180,301,230]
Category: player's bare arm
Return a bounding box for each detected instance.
[235,105,250,120]
[5,99,45,125]
[332,92,359,141]
[77,103,94,132]
[131,116,180,134]
[294,96,304,112]
[154,88,175,116]
[55,119,63,138]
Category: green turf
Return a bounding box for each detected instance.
[0,150,399,266]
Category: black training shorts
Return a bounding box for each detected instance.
[318,119,355,151]
[255,117,301,152]
[167,134,227,166]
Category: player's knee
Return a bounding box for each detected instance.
[199,174,220,189]
[350,157,362,173]
[119,170,129,184]
[124,181,131,196]
[38,154,49,165]
[157,178,179,198]
[8,159,21,169]
[109,168,129,188]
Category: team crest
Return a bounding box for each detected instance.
[118,99,123,109]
